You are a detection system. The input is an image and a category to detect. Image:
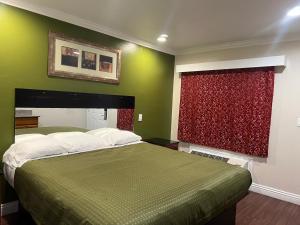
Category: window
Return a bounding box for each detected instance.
[178,67,275,157]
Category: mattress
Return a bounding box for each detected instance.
[14,142,251,225]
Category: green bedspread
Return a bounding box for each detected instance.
[15,126,88,135]
[15,143,251,225]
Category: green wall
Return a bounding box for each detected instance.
[0,4,175,157]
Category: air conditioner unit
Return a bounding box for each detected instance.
[188,145,251,170]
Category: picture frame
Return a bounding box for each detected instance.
[48,31,121,84]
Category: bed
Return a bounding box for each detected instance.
[5,139,251,225]
[2,89,252,225]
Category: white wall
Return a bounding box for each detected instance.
[172,40,300,195]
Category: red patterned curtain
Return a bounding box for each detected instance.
[117,109,134,131]
[178,67,275,157]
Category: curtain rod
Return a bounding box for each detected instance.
[176,56,286,73]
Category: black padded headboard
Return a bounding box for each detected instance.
[15,89,135,109]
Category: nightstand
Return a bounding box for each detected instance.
[144,138,179,150]
[15,116,40,128]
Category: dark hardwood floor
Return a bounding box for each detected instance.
[1,192,300,225]
[236,192,300,225]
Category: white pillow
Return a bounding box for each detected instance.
[48,132,109,153]
[112,130,142,145]
[48,132,84,138]
[15,134,45,144]
[89,128,141,146]
[86,128,118,136]
[3,136,69,168]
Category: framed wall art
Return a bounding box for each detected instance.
[48,31,121,84]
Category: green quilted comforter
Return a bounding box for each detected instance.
[15,143,251,225]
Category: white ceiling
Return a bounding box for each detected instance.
[3,0,300,55]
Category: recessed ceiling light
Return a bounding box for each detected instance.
[157,34,168,43]
[287,6,300,17]
[157,37,167,42]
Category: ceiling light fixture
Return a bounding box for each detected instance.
[157,37,167,42]
[157,34,168,43]
[287,6,300,17]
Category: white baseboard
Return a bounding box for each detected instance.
[250,183,300,205]
[0,201,19,216]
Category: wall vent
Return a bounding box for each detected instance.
[191,151,229,162]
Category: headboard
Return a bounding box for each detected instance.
[15,89,134,108]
